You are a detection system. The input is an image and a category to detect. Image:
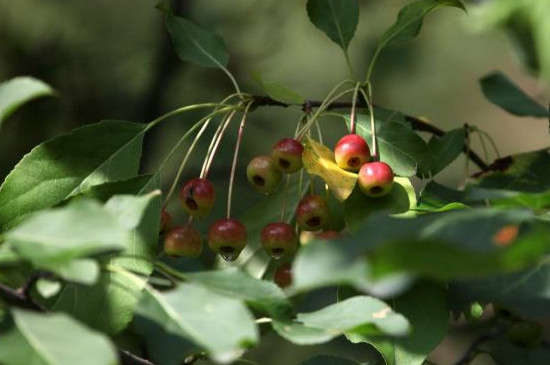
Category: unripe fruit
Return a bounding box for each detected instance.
[316,230,342,240]
[180,178,215,218]
[246,155,282,195]
[207,218,247,261]
[296,194,330,231]
[334,134,371,172]
[358,162,394,197]
[164,225,203,258]
[261,222,298,259]
[159,209,172,233]
[506,321,543,348]
[271,138,304,173]
[274,263,292,288]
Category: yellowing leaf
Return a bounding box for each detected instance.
[302,137,357,201]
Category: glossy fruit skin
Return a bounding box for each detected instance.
[296,194,330,231]
[179,178,215,219]
[261,222,298,259]
[271,138,304,173]
[506,321,543,348]
[246,155,282,195]
[358,162,394,197]
[164,225,203,258]
[274,263,292,288]
[207,218,247,258]
[316,230,341,240]
[334,134,371,172]
[159,209,172,233]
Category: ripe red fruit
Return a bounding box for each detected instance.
[316,230,342,240]
[207,218,247,261]
[164,225,203,258]
[246,155,282,195]
[296,194,330,231]
[274,263,292,288]
[334,134,371,172]
[159,209,172,233]
[261,222,298,259]
[271,138,304,173]
[358,162,394,197]
[179,178,215,218]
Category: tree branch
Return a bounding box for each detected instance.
[0,271,53,311]
[250,95,490,171]
[451,326,506,365]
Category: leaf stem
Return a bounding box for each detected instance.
[145,103,229,132]
[365,46,382,84]
[344,49,356,81]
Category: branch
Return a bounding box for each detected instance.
[0,271,53,311]
[119,350,156,365]
[451,326,506,365]
[250,95,490,171]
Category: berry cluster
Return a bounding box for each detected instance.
[160,115,395,288]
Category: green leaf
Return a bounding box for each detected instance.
[251,71,305,104]
[273,296,409,345]
[0,120,145,231]
[351,114,427,177]
[489,339,550,365]
[41,259,100,285]
[219,183,306,278]
[451,263,550,318]
[417,181,466,211]
[343,178,417,232]
[480,72,548,118]
[298,355,359,365]
[472,148,550,193]
[52,192,161,335]
[306,0,359,50]
[136,283,258,363]
[5,199,126,264]
[354,208,550,279]
[378,0,466,49]
[186,268,294,319]
[292,238,412,297]
[78,175,157,202]
[165,10,229,68]
[0,309,117,365]
[0,77,55,128]
[419,128,466,177]
[356,282,449,365]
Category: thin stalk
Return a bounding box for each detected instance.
[365,46,382,84]
[476,128,490,163]
[359,85,377,159]
[154,261,186,281]
[226,103,253,218]
[145,103,229,132]
[478,129,501,158]
[349,82,361,134]
[280,175,291,222]
[297,87,355,140]
[344,49,356,81]
[219,65,244,99]
[161,119,214,208]
[200,115,229,178]
[315,120,324,145]
[202,110,238,179]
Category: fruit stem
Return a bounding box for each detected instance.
[280,175,291,222]
[349,82,361,134]
[359,85,377,159]
[314,120,324,145]
[145,103,230,132]
[226,103,253,218]
[201,110,238,179]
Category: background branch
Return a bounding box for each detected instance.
[250,95,490,171]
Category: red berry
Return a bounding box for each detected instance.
[358,162,394,197]
[207,218,247,261]
[179,178,215,219]
[159,209,172,233]
[164,225,203,258]
[296,194,330,231]
[274,263,292,288]
[261,222,298,259]
[271,138,304,173]
[316,230,341,240]
[246,155,282,195]
[334,134,371,172]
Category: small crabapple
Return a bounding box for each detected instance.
[274,262,292,288]
[207,218,247,261]
[246,155,282,194]
[180,178,215,218]
[261,222,298,259]
[164,225,203,258]
[334,134,371,172]
[296,194,330,231]
[358,161,394,197]
[271,138,304,173]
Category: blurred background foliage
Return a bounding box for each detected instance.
[0,0,549,364]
